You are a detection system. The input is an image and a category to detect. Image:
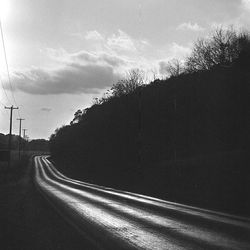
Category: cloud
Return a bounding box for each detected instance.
[72,29,139,52]
[238,0,250,26]
[10,40,146,96]
[85,30,104,41]
[71,29,150,58]
[10,46,134,95]
[242,0,250,11]
[157,43,191,76]
[158,61,168,75]
[41,108,52,112]
[106,30,137,52]
[177,22,204,32]
[10,29,179,95]
[168,43,191,59]
[12,63,120,95]
[70,50,126,67]
[210,1,250,30]
[10,36,190,96]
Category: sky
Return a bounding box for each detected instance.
[0,0,250,139]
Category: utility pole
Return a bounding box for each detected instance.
[23,129,27,153]
[23,128,27,139]
[5,105,19,167]
[174,94,177,161]
[17,118,25,160]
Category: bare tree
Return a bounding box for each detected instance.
[185,28,248,72]
[165,59,184,77]
[150,68,160,81]
[111,69,145,97]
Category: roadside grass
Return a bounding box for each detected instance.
[0,151,95,250]
[0,151,47,185]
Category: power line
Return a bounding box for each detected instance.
[0,21,16,102]
[0,100,6,115]
[0,91,9,114]
[0,70,11,105]
[0,98,5,107]
[0,20,20,117]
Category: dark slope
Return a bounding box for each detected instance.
[50,60,250,216]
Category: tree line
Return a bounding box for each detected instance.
[0,133,49,152]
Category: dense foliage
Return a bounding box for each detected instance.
[50,29,250,215]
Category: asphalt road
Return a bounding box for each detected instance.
[34,155,250,250]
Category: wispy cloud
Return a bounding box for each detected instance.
[85,30,104,41]
[177,22,204,32]
[242,0,250,11]
[41,108,52,112]
[168,42,191,59]
[70,30,104,41]
[79,29,150,54]
[70,50,126,68]
[209,1,250,31]
[106,30,137,52]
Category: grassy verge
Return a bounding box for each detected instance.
[0,152,96,250]
[0,151,41,185]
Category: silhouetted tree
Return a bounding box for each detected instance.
[185,28,250,72]
[111,69,145,97]
[165,59,184,77]
[70,109,83,125]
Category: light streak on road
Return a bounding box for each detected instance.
[34,156,250,250]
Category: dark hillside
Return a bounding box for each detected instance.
[50,30,250,216]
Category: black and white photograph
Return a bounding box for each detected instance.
[0,0,250,249]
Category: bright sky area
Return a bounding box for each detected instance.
[0,0,250,139]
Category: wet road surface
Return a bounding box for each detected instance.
[34,156,250,250]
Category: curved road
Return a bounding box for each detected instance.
[34,156,250,250]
